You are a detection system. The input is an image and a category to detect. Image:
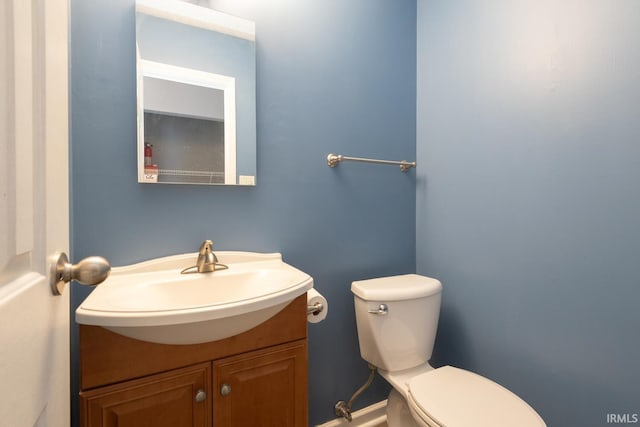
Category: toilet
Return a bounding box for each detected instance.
[351,274,546,427]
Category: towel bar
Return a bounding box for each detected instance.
[327,153,416,172]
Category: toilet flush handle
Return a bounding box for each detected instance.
[368,304,388,315]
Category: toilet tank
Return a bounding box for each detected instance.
[351,274,442,372]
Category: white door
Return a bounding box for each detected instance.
[0,0,70,426]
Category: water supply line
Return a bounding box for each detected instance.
[334,363,377,422]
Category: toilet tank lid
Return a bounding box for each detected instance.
[351,274,442,301]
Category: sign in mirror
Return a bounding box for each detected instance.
[136,0,256,185]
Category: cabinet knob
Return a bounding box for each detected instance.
[195,389,206,403]
[220,383,232,396]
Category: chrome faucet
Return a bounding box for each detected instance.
[181,240,228,274]
[196,240,217,273]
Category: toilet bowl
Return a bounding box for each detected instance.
[351,274,546,427]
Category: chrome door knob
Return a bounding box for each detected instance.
[50,252,111,295]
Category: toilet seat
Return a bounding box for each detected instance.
[407,366,545,427]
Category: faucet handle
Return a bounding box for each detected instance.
[179,239,228,275]
[196,240,216,273]
[199,240,219,263]
[199,240,213,254]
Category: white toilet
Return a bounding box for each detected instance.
[351,274,546,427]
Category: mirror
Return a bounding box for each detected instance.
[136,0,256,185]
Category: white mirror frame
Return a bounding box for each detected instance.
[137,59,236,184]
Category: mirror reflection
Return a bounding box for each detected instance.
[136,0,256,185]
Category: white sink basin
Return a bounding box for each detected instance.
[75,251,313,344]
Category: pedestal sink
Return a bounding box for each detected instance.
[75,251,313,344]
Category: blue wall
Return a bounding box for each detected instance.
[417,1,640,426]
[70,0,416,425]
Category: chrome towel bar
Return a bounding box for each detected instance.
[327,153,416,172]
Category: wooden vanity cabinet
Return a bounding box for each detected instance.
[79,294,308,427]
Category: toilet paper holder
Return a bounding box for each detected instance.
[307,302,324,316]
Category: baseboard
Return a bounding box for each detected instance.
[315,400,387,427]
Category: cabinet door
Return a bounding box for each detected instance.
[81,362,211,427]
[214,340,308,427]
